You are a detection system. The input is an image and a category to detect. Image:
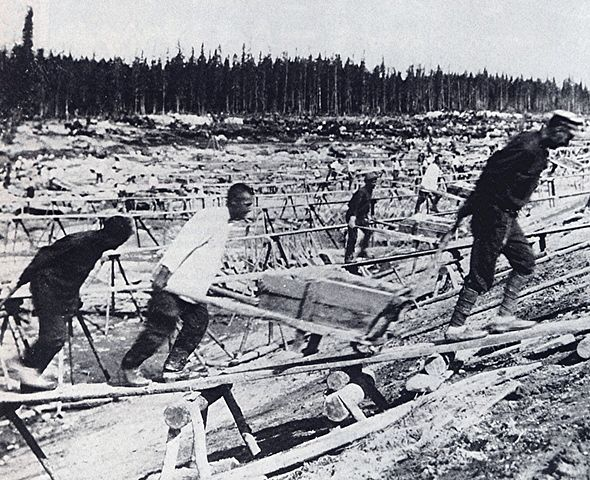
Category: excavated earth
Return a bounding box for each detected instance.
[1,116,590,480]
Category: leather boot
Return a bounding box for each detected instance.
[498,272,527,317]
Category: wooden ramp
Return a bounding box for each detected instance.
[2,316,589,406]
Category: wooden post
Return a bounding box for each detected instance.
[162,397,211,480]
[160,427,182,480]
[188,398,211,480]
[221,386,261,457]
[2,406,61,480]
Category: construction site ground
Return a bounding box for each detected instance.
[1,116,590,480]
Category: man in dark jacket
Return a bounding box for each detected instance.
[344,171,379,269]
[9,216,133,391]
[439,111,584,341]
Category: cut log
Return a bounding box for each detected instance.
[323,383,366,422]
[423,354,448,377]
[576,334,590,359]
[164,401,193,430]
[326,370,351,391]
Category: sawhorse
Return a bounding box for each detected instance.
[160,384,261,479]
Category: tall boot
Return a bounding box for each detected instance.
[446,286,487,342]
[489,273,536,333]
[449,286,479,327]
[498,272,527,317]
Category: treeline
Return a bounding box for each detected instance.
[2,8,590,119]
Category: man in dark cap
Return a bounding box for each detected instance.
[439,110,584,341]
[8,216,133,391]
[344,171,379,270]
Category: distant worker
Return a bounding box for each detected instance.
[119,183,254,386]
[8,216,133,391]
[344,171,379,271]
[414,155,444,214]
[439,110,584,342]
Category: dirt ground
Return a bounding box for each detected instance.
[1,115,590,480]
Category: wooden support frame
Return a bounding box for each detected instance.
[0,404,61,480]
[161,384,260,478]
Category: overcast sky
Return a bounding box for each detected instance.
[2,0,590,83]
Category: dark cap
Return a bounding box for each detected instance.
[547,110,584,130]
[102,215,133,242]
[364,171,380,182]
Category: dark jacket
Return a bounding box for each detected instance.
[346,185,374,223]
[18,231,111,314]
[463,131,548,215]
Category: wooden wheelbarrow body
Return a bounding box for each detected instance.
[258,270,411,343]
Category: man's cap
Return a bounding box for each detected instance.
[364,171,380,182]
[102,215,133,240]
[547,110,584,130]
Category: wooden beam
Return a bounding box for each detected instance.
[1,317,587,407]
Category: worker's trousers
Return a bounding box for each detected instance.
[121,290,209,371]
[344,219,372,263]
[23,310,72,373]
[465,206,535,294]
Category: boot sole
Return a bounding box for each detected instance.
[489,324,536,334]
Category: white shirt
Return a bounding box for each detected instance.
[160,207,231,302]
[420,163,442,191]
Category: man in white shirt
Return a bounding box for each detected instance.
[119,183,254,385]
[414,155,444,213]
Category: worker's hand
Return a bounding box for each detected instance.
[152,265,172,291]
[347,217,356,229]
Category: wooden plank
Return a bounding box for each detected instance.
[0,317,586,407]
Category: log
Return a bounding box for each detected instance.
[326,370,351,391]
[423,354,448,377]
[405,374,445,393]
[160,428,182,480]
[1,317,588,407]
[576,334,590,359]
[525,334,576,356]
[164,401,193,430]
[323,383,366,422]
